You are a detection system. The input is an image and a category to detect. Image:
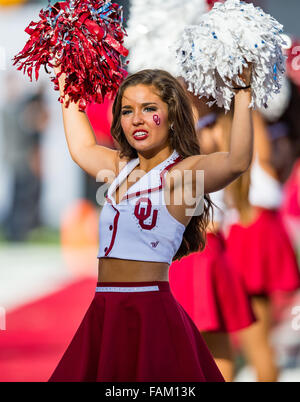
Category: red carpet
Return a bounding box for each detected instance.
[0,277,96,382]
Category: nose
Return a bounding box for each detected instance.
[132,110,144,126]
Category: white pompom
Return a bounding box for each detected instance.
[175,0,287,110]
[125,0,208,75]
[259,76,291,122]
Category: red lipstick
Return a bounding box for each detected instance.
[132,130,149,141]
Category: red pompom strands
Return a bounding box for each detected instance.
[13,0,129,111]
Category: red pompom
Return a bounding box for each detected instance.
[13,0,129,111]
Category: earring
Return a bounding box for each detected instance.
[170,123,175,133]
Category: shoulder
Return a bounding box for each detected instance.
[115,151,131,175]
[164,154,206,195]
[168,154,206,175]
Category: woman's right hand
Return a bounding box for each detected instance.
[49,54,67,98]
[49,52,62,76]
[53,65,62,76]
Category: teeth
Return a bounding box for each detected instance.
[134,132,148,137]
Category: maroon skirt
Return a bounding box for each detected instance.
[226,208,300,296]
[169,233,256,333]
[48,281,224,382]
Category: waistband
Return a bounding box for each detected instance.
[95,281,170,293]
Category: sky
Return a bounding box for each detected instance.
[266,0,300,37]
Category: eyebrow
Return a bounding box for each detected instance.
[121,102,158,109]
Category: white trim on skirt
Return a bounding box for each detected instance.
[95,286,160,293]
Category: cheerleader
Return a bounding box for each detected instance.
[12,0,284,383]
[278,79,300,247]
[225,111,300,381]
[169,96,256,382]
[47,63,254,381]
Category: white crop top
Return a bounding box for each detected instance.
[249,157,282,209]
[97,150,186,264]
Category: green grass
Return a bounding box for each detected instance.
[0,227,6,243]
[25,226,60,245]
[0,226,60,245]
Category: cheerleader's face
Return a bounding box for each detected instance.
[120,84,171,153]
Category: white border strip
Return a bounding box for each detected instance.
[96,286,159,293]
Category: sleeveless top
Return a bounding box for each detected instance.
[97,150,186,264]
[249,157,282,209]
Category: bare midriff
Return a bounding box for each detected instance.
[98,258,169,282]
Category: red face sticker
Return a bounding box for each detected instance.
[153,114,161,126]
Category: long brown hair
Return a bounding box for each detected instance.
[111,69,212,260]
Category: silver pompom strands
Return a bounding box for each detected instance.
[174,0,287,110]
[125,0,207,75]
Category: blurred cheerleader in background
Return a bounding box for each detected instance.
[223,84,300,380]
[278,78,300,249]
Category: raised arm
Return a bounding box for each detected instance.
[55,69,121,179]
[178,67,253,194]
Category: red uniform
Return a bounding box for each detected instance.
[170,232,256,332]
[226,208,300,296]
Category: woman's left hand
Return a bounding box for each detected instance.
[238,63,252,87]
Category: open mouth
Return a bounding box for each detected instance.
[133,131,149,140]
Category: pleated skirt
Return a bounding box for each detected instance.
[49,281,224,382]
[169,233,256,333]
